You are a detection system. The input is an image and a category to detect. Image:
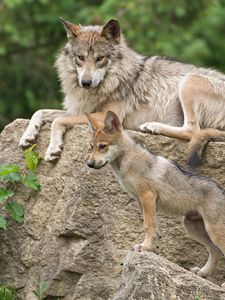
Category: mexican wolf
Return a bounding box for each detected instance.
[19,18,225,164]
[86,110,225,289]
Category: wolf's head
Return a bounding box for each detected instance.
[60,18,121,89]
[86,111,122,169]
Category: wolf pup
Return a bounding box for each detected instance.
[19,18,225,165]
[86,111,225,288]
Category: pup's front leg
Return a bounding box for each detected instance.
[133,190,158,253]
[133,235,159,253]
[19,109,66,148]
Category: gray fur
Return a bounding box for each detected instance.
[19,19,225,162]
[87,112,225,285]
[56,37,225,128]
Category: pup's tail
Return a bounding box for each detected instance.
[188,128,225,167]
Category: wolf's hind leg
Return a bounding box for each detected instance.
[140,73,225,138]
[202,216,225,288]
[19,109,66,148]
[139,73,201,139]
[139,122,192,139]
[183,213,221,278]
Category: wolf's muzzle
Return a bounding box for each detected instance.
[82,79,92,89]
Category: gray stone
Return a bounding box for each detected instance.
[114,251,225,300]
[0,119,225,299]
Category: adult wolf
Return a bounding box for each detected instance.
[86,111,225,288]
[19,18,225,165]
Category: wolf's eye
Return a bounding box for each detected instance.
[77,55,85,61]
[98,144,106,150]
[90,144,93,150]
[96,56,104,62]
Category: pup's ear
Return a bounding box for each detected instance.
[101,19,120,44]
[85,113,100,131]
[104,111,121,133]
[60,17,81,39]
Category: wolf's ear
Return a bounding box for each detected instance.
[60,17,81,39]
[101,19,120,44]
[85,113,99,132]
[104,111,121,133]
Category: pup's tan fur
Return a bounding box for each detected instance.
[19,18,225,165]
[86,111,225,287]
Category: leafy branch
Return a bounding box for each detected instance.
[0,145,41,230]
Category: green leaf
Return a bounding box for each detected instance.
[0,164,21,182]
[0,188,14,202]
[6,201,24,223]
[39,281,48,292]
[22,173,40,191]
[0,284,16,300]
[0,216,7,230]
[32,276,48,299]
[24,145,40,172]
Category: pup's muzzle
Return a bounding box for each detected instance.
[86,159,108,169]
[86,159,95,168]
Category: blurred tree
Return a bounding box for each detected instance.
[0,0,225,129]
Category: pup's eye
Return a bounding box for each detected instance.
[96,56,104,62]
[90,144,93,150]
[98,144,106,150]
[77,55,85,61]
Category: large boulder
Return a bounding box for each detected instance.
[0,119,225,299]
[114,251,225,300]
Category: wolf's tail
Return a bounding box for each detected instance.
[188,128,225,167]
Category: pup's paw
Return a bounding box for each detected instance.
[139,122,162,135]
[19,131,38,148]
[132,243,159,254]
[190,267,207,278]
[221,282,225,290]
[45,147,62,162]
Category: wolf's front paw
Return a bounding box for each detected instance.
[45,146,62,162]
[19,131,38,148]
[132,243,159,253]
[190,267,207,278]
[139,122,162,135]
[221,282,225,290]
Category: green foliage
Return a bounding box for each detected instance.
[24,144,41,172]
[32,276,48,300]
[0,283,16,300]
[0,164,21,182]
[0,145,41,229]
[0,0,225,130]
[22,173,41,191]
[0,188,14,202]
[194,289,204,300]
[0,216,7,230]
[5,201,24,223]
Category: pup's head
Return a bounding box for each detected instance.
[60,18,121,89]
[86,111,121,169]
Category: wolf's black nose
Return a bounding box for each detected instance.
[87,160,95,168]
[82,79,92,88]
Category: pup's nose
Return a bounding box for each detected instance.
[86,160,95,168]
[82,79,92,88]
